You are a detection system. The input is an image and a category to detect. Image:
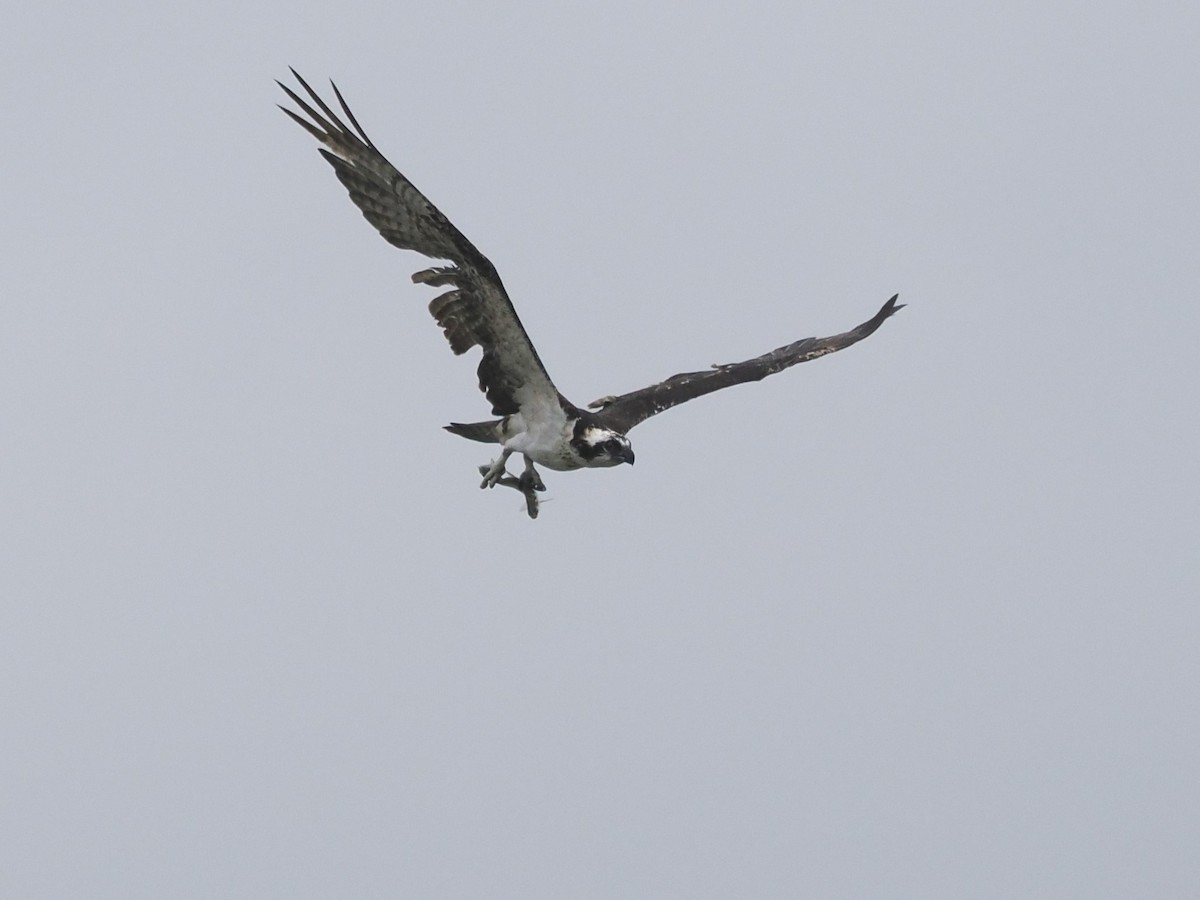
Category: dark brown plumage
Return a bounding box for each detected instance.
[280,70,904,517]
[278,69,556,417]
[588,295,904,434]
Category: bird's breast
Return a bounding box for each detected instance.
[502,416,586,471]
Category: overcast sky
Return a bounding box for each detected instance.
[3,2,1198,897]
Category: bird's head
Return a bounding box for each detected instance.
[573,424,635,468]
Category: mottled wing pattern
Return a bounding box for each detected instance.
[278,70,560,417]
[588,295,904,434]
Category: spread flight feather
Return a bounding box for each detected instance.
[278,69,560,418]
[279,71,904,514]
[587,294,903,434]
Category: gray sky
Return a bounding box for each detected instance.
[3,1,1198,897]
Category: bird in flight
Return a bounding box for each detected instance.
[278,70,903,518]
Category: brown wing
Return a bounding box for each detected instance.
[278,70,561,417]
[588,295,904,434]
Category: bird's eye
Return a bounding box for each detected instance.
[604,439,620,453]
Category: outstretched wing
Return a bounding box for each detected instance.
[588,295,904,434]
[278,70,560,418]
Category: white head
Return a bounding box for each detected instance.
[572,424,635,468]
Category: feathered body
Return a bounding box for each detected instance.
[279,70,903,517]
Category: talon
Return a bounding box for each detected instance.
[519,471,546,493]
[479,451,513,489]
[520,459,547,493]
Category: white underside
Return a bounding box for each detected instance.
[499,409,584,471]
[491,389,625,473]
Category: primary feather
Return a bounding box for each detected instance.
[279,71,904,517]
[278,69,560,418]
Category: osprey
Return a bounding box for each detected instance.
[279,71,903,518]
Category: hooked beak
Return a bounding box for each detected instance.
[621,446,635,465]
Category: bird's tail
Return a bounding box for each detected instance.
[444,420,503,444]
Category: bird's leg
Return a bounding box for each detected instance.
[518,456,546,493]
[475,462,542,520]
[479,448,514,488]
